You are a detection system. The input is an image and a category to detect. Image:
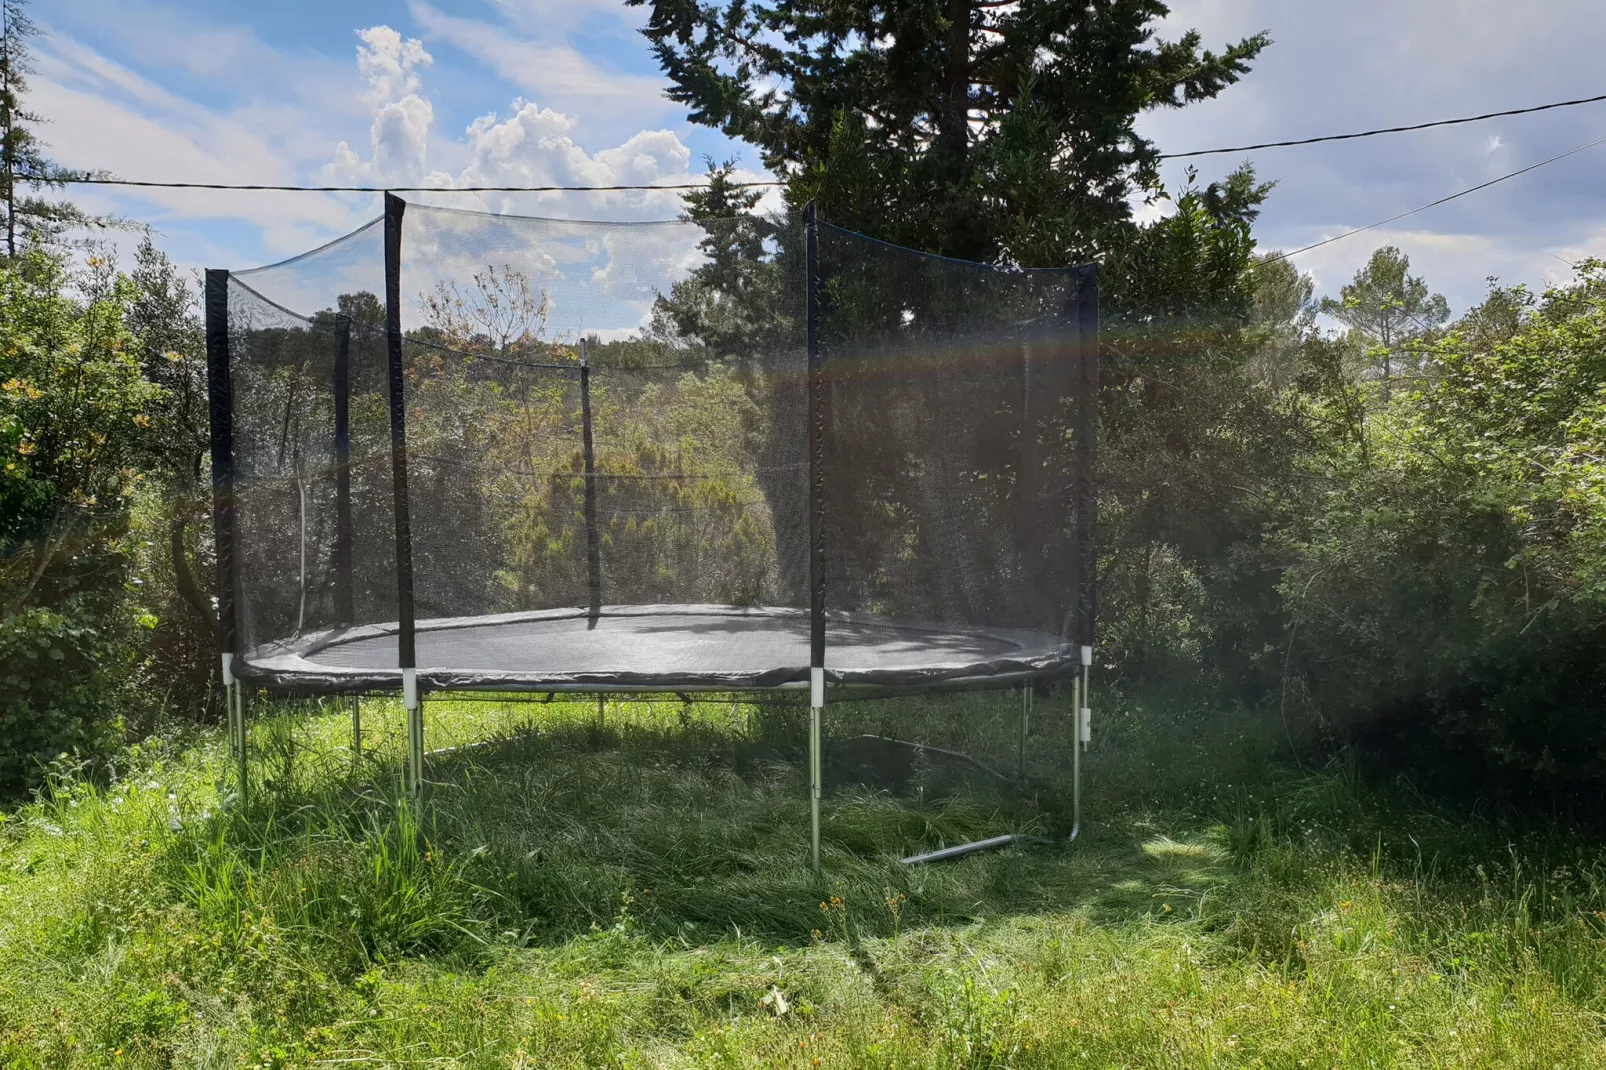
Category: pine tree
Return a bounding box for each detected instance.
[1320,246,1449,401]
[0,0,106,256]
[629,0,1268,265]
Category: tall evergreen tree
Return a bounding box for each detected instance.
[1320,246,1449,401]
[0,0,105,256]
[629,0,1268,264]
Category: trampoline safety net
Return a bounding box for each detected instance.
[206,197,1097,698]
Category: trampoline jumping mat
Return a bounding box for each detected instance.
[238,604,1077,693]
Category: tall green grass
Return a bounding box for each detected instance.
[1,689,1604,1067]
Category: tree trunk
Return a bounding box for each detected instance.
[940,0,971,167]
[170,510,219,642]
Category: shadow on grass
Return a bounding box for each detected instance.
[165,693,1245,975]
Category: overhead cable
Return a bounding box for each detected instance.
[55,178,781,193]
[1160,90,1606,159]
[1261,132,1606,265]
[46,90,1606,193]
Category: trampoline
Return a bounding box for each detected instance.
[241,605,1076,693]
[205,195,1098,868]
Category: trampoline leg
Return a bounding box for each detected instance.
[221,654,248,804]
[1018,685,1032,783]
[351,694,362,768]
[809,702,823,873]
[404,669,423,797]
[235,682,249,804]
[1070,668,1083,843]
[234,681,249,803]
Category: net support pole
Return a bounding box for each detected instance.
[804,199,826,874]
[580,344,603,622]
[205,268,247,804]
[1069,263,1099,844]
[383,192,423,796]
[333,314,354,626]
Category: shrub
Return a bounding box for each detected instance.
[0,597,142,791]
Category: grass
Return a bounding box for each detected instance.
[3,688,1606,1067]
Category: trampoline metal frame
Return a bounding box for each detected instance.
[204,196,1100,870]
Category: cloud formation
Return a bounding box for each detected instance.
[324,25,718,221]
[410,1,670,136]
[327,28,438,186]
[356,25,433,107]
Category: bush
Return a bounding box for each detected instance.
[0,597,142,792]
[0,249,164,794]
[1279,266,1606,797]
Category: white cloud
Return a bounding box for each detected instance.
[481,0,650,36]
[408,1,672,131]
[31,30,365,255]
[37,2,766,296]
[458,102,690,201]
[324,29,718,221]
[356,25,434,108]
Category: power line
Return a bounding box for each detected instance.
[56,177,782,193]
[47,90,1606,193]
[1159,91,1606,159]
[1261,131,1606,266]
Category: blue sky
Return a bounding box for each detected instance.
[32,0,1606,314]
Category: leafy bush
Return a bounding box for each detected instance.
[0,597,142,789]
[1280,265,1606,795]
[0,250,163,793]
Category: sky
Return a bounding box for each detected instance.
[30,0,1606,316]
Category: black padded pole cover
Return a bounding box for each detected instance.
[580,356,602,620]
[333,314,354,626]
[204,269,239,655]
[383,192,417,669]
[1074,264,1100,649]
[804,200,825,673]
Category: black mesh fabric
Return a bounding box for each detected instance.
[223,281,398,654]
[214,201,1092,692]
[817,224,1088,638]
[393,206,808,622]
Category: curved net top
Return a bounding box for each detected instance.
[211,201,1096,693]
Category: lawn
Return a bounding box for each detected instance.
[2,688,1604,1068]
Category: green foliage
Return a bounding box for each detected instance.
[0,251,158,612]
[0,0,120,254]
[1320,245,1450,397]
[0,250,164,791]
[1095,176,1304,690]
[510,438,779,608]
[123,239,218,720]
[0,599,138,787]
[412,270,785,611]
[631,0,1266,264]
[1279,263,1606,792]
